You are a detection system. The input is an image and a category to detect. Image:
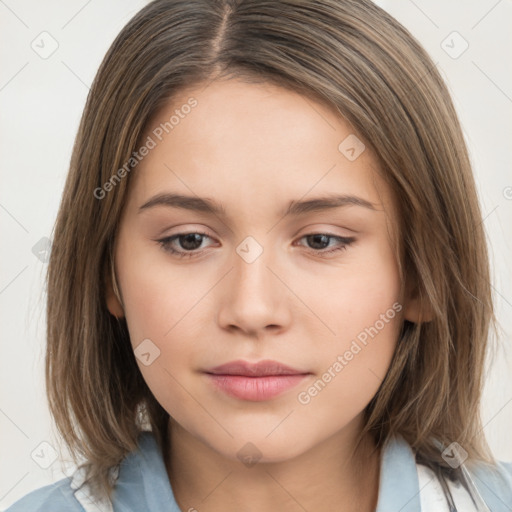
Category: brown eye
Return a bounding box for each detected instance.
[157,232,214,258]
[297,233,355,256]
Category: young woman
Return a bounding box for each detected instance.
[7,0,512,510]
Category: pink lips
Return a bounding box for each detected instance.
[204,359,311,401]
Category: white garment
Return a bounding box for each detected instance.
[70,465,119,512]
[417,463,491,511]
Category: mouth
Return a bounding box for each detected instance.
[203,359,312,401]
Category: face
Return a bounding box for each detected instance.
[108,78,415,464]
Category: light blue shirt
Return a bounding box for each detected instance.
[5,431,512,511]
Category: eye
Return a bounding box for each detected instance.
[156,232,355,259]
[157,231,215,258]
[295,233,355,256]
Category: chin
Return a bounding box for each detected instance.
[205,428,312,466]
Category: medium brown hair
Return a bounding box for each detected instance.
[46,0,496,501]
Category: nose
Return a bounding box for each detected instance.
[216,241,291,337]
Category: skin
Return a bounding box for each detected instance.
[107,78,425,511]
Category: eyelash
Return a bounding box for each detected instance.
[156,231,355,259]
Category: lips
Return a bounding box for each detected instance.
[206,359,308,377]
[204,359,311,401]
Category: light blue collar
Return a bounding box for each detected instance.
[112,431,181,511]
[375,434,422,511]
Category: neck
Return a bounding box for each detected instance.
[164,417,381,512]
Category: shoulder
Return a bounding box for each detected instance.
[378,435,512,511]
[417,457,512,512]
[4,476,85,512]
[4,431,161,512]
[469,458,512,509]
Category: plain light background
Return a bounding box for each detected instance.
[1,0,511,509]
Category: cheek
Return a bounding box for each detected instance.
[292,236,402,342]
[115,239,211,397]
[117,235,206,345]
[293,238,402,411]
[295,307,402,433]
[118,262,204,426]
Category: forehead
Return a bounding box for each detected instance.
[126,78,396,227]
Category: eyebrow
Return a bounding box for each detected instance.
[138,193,376,217]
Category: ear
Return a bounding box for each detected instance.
[402,279,434,323]
[105,261,125,318]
